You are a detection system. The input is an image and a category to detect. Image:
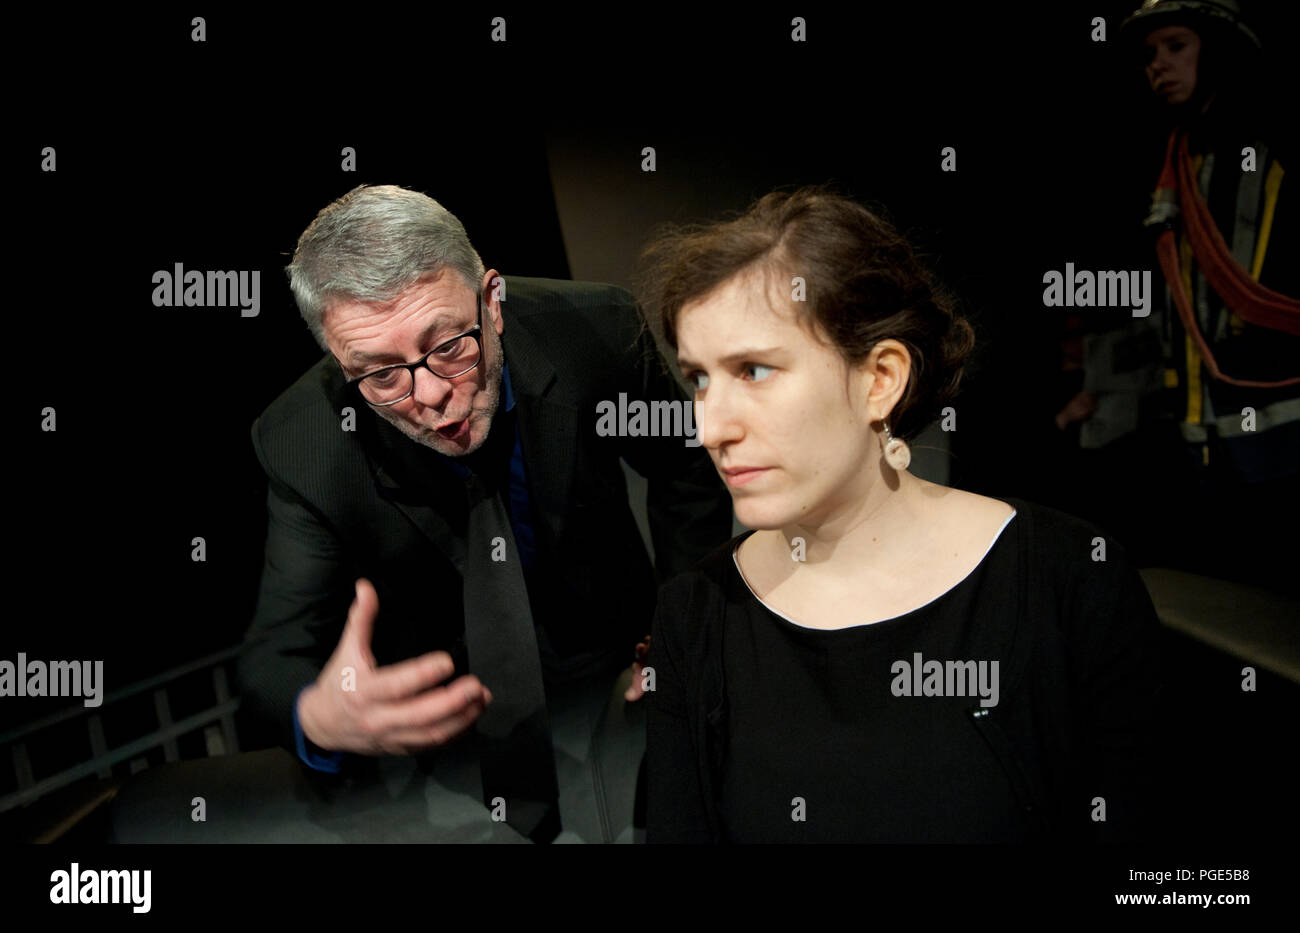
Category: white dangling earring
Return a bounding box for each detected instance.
[881,419,911,472]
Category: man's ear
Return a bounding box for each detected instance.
[482,268,505,336]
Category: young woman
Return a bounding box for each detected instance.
[639,188,1164,843]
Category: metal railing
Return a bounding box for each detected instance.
[0,644,243,815]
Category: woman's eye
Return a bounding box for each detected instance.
[745,364,774,382]
[689,371,710,391]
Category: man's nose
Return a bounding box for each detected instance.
[410,365,456,409]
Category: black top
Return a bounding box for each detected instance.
[645,496,1167,844]
[718,511,1029,843]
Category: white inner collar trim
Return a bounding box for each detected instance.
[731,508,1018,630]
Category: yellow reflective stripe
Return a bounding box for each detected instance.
[1185,334,1202,423]
[1180,208,1203,424]
[1251,161,1284,281]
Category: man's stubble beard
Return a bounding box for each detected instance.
[372,327,505,458]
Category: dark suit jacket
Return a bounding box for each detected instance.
[237,277,733,752]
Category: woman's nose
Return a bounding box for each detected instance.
[694,392,743,450]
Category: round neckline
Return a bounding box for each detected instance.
[730,505,1018,633]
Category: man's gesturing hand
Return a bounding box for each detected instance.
[297,578,493,756]
[623,635,652,702]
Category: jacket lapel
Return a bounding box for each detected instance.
[320,356,470,576]
[499,311,580,545]
[364,414,470,575]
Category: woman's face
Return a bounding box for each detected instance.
[675,267,895,531]
[1143,25,1201,105]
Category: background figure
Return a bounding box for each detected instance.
[1056,0,1299,596]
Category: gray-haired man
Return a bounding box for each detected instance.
[236,184,733,842]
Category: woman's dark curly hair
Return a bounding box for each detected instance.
[637,185,975,442]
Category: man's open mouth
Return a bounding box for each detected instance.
[435,418,469,439]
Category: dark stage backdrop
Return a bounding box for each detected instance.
[8,5,1297,742]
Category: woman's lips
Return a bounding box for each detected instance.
[723,467,771,487]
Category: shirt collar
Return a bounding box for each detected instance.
[502,361,516,413]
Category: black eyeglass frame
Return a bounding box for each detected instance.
[342,292,484,407]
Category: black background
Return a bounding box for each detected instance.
[7,2,1298,851]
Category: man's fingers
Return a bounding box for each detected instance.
[625,662,646,702]
[342,578,380,665]
[366,651,456,703]
[369,673,489,732]
[381,696,488,751]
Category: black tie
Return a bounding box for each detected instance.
[462,463,561,843]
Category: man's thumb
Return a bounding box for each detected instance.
[343,578,380,662]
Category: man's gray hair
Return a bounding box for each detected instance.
[286,185,487,350]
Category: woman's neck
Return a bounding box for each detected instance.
[759,468,939,570]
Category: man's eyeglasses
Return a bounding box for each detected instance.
[344,293,484,406]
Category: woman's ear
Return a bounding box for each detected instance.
[862,340,912,422]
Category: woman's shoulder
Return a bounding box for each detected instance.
[655,532,747,612]
[649,534,746,671]
[994,496,1153,635]
[945,489,1018,532]
[997,496,1132,560]
[936,492,1144,619]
